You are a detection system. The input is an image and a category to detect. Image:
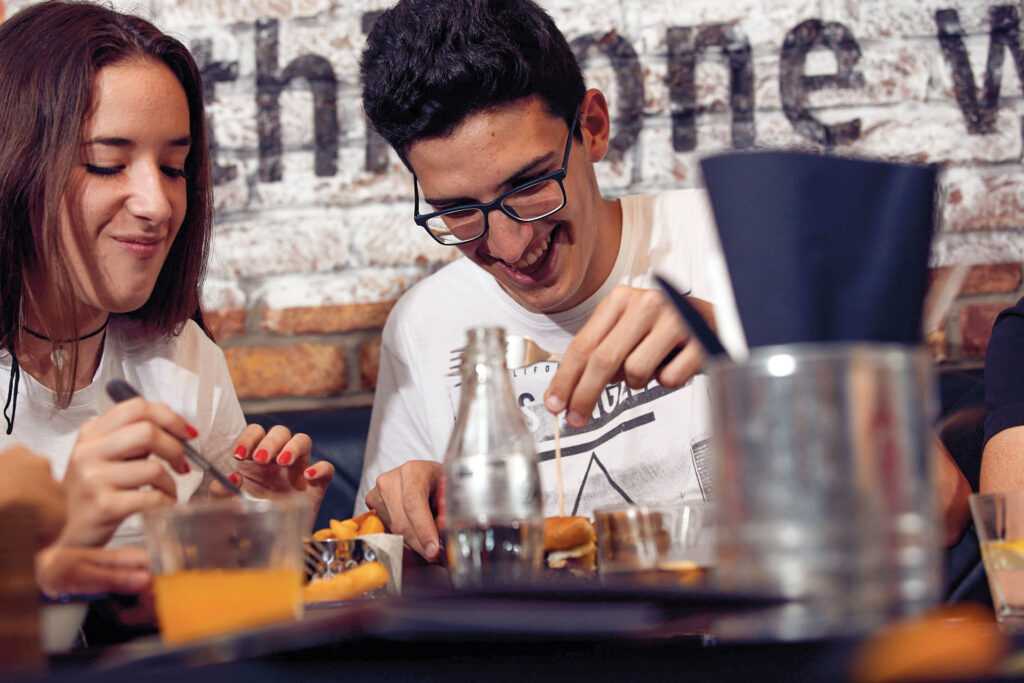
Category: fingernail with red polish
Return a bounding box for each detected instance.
[185,424,199,439]
[254,449,269,464]
[179,461,190,474]
[277,451,293,466]
[229,472,242,486]
[233,445,247,460]
[305,467,317,478]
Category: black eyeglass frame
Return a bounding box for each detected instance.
[412,107,581,246]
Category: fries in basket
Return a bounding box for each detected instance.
[304,512,394,603]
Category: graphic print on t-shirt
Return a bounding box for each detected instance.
[447,360,711,517]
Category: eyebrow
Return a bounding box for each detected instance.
[423,151,558,206]
[83,136,192,148]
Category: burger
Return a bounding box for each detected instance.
[543,516,597,575]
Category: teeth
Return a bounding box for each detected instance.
[513,233,551,270]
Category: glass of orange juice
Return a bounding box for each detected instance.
[143,495,310,645]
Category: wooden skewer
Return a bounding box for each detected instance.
[554,413,565,517]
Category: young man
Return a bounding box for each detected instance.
[356,0,720,561]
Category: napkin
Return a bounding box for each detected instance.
[359,533,404,594]
[700,151,938,347]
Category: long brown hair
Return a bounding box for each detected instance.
[0,0,212,406]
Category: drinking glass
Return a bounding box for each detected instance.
[594,501,713,582]
[970,491,1024,632]
[143,495,309,644]
[708,343,941,616]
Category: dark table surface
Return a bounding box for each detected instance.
[17,562,1000,683]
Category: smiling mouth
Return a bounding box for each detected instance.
[494,223,561,279]
[113,236,164,257]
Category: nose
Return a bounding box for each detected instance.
[124,164,174,227]
[483,211,534,264]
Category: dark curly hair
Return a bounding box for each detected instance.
[361,0,586,160]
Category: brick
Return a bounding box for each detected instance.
[928,33,1024,103]
[225,343,346,399]
[821,0,1011,40]
[7,0,153,16]
[963,264,1023,295]
[249,147,409,211]
[959,300,1011,357]
[208,214,351,280]
[262,301,394,334]
[252,268,428,310]
[643,41,929,116]
[941,166,1024,233]
[932,231,1024,268]
[624,0,820,53]
[151,0,335,26]
[200,279,247,312]
[204,308,247,342]
[539,0,627,39]
[206,89,260,151]
[359,335,382,390]
[348,206,461,268]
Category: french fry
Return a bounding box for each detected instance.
[329,518,358,541]
[312,528,335,542]
[303,561,390,603]
[358,514,385,535]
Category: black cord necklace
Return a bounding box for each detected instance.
[3,318,110,435]
[22,318,109,371]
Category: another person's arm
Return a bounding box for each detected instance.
[0,445,66,549]
[935,437,971,546]
[980,300,1024,494]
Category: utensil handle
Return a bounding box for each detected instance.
[104,380,243,497]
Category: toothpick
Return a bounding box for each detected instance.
[554,412,565,517]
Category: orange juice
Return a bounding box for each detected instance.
[153,568,303,644]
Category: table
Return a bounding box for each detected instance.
[7,564,949,683]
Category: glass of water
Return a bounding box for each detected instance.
[971,491,1024,632]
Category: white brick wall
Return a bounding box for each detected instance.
[6,0,1024,401]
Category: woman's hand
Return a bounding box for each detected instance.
[36,545,151,598]
[217,424,334,519]
[58,398,194,548]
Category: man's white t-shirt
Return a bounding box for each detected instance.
[357,189,719,517]
[0,318,247,547]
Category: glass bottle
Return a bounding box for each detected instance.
[443,326,543,589]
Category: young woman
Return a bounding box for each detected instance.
[0,1,334,601]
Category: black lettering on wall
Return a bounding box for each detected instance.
[779,20,864,147]
[191,40,239,185]
[666,24,755,152]
[361,10,391,174]
[255,18,339,182]
[571,31,644,163]
[936,5,1024,135]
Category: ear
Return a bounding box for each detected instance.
[579,89,612,163]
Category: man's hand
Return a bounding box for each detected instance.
[544,285,714,427]
[364,460,443,562]
[0,445,67,549]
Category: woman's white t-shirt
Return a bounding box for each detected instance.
[0,318,247,547]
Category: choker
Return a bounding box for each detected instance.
[3,319,109,435]
[23,319,109,371]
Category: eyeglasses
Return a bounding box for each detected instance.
[413,108,580,246]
